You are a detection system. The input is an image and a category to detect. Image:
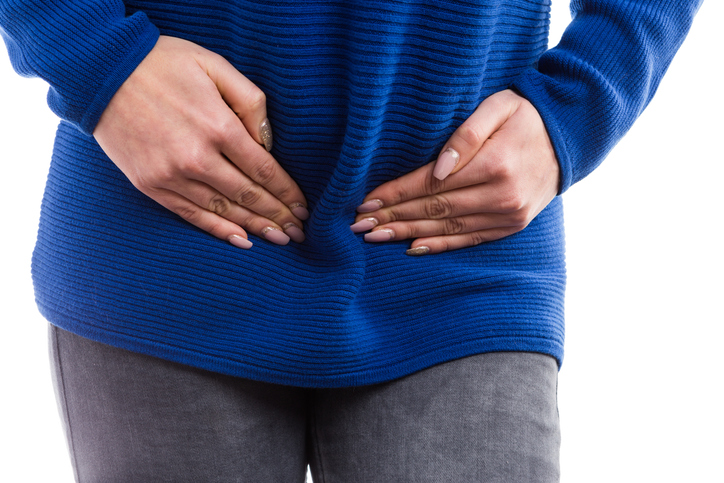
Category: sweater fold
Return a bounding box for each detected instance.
[1,0,700,387]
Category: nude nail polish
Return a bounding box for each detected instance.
[260,118,273,152]
[405,246,430,256]
[261,226,290,245]
[350,217,378,233]
[357,199,383,213]
[283,222,306,243]
[433,148,460,180]
[364,228,395,242]
[229,234,253,249]
[289,202,310,221]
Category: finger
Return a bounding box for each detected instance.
[177,179,305,244]
[353,184,517,228]
[205,53,272,151]
[433,90,521,180]
[357,90,521,212]
[155,181,302,245]
[356,149,494,215]
[146,187,254,248]
[360,212,519,243]
[178,151,307,231]
[218,119,309,220]
[407,228,520,256]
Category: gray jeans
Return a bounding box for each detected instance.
[49,325,560,482]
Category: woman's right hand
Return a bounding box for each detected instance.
[93,35,309,249]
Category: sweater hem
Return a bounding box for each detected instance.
[40,308,564,388]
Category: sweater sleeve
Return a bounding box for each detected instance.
[512,0,703,194]
[0,0,159,135]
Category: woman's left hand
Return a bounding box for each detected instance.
[351,89,561,255]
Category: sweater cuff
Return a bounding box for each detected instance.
[48,12,160,135]
[1,1,160,135]
[512,68,574,195]
[78,19,159,134]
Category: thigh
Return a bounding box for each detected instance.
[309,352,560,483]
[49,325,309,483]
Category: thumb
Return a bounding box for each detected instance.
[205,53,273,151]
[433,90,521,180]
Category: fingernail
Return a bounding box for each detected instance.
[260,118,273,152]
[357,199,383,213]
[261,226,290,245]
[433,148,460,180]
[229,234,253,249]
[405,246,430,256]
[350,217,378,233]
[364,228,395,242]
[289,202,310,220]
[282,222,305,243]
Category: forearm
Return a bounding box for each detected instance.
[513,0,703,192]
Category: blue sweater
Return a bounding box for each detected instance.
[0,0,700,387]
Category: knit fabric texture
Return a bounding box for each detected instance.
[0,0,700,387]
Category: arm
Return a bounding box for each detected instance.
[353,0,703,254]
[0,0,158,134]
[513,0,703,193]
[1,1,309,247]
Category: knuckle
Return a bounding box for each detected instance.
[246,88,267,112]
[443,217,466,235]
[387,181,412,205]
[176,204,201,222]
[456,123,483,149]
[133,165,175,190]
[438,237,453,252]
[204,220,226,238]
[424,195,453,219]
[509,209,530,228]
[497,189,524,213]
[423,173,444,196]
[180,153,211,178]
[250,161,277,186]
[235,183,264,206]
[131,174,153,191]
[213,117,240,144]
[154,166,178,185]
[402,224,417,238]
[488,151,512,179]
[384,209,399,223]
[207,194,232,215]
[469,231,487,246]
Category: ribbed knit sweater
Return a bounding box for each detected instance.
[0,0,700,387]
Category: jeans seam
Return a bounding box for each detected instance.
[52,326,82,482]
[310,389,327,483]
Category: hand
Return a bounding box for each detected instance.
[351,89,560,255]
[94,35,309,249]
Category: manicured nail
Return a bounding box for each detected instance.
[282,222,305,243]
[289,202,309,220]
[364,228,395,242]
[405,246,430,256]
[260,118,273,152]
[261,226,290,245]
[350,217,378,233]
[433,148,460,180]
[357,199,383,213]
[229,234,253,249]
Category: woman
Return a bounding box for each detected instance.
[0,0,703,481]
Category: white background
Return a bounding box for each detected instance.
[1,1,722,481]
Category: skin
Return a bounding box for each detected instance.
[95,36,559,254]
[354,89,561,254]
[94,36,309,247]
